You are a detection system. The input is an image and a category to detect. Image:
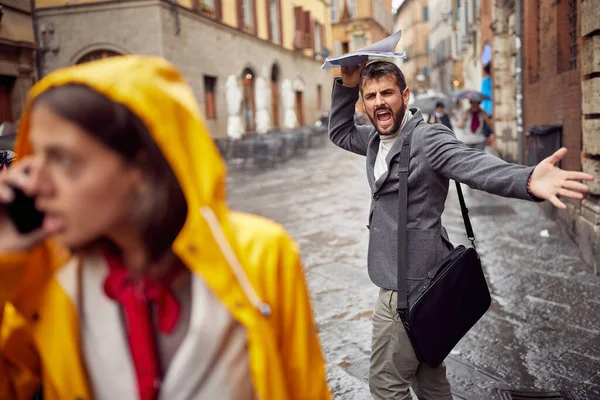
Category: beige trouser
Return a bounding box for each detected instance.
[370,288,453,400]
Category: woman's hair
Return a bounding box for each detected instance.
[33,84,188,262]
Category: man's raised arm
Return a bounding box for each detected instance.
[329,62,372,157]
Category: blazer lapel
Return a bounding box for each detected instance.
[366,132,379,191]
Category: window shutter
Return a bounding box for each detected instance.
[237,0,244,29]
[266,0,272,41]
[303,11,311,48]
[215,0,222,19]
[278,0,283,46]
[294,6,303,48]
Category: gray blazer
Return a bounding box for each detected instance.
[329,79,536,292]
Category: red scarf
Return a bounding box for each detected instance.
[103,252,181,400]
[470,111,481,133]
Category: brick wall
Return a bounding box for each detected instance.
[522,0,582,172]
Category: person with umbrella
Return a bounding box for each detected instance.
[427,101,453,131]
[456,91,493,151]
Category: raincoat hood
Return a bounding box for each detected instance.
[17,55,227,228]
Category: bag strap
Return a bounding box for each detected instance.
[396,133,411,315]
[396,133,476,316]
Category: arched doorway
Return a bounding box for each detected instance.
[271,64,280,128]
[294,78,305,126]
[241,67,256,132]
[76,49,121,64]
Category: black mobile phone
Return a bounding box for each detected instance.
[4,186,45,234]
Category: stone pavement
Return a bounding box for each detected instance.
[227,142,600,400]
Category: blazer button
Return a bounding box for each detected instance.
[373,194,379,200]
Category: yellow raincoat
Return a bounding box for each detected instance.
[0,56,331,400]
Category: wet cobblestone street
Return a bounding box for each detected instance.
[227,142,600,400]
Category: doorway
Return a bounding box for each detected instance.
[241,67,256,132]
[271,64,280,128]
[295,91,304,126]
[0,76,15,123]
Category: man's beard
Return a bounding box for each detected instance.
[368,104,405,136]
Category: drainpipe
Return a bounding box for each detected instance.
[30,0,43,80]
[515,0,524,164]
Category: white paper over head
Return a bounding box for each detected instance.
[321,30,407,69]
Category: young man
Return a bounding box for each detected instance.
[0,56,330,400]
[427,102,453,131]
[328,60,593,400]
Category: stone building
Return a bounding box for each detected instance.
[35,0,333,137]
[393,0,430,94]
[0,0,36,126]
[490,0,519,163]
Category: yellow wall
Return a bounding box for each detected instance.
[222,0,238,27]
[0,4,35,44]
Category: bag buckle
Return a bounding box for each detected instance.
[397,308,408,322]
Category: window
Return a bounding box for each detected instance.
[334,41,342,57]
[269,0,281,44]
[425,39,430,54]
[422,66,429,77]
[352,34,368,51]
[204,76,217,120]
[331,0,338,23]
[349,0,357,18]
[423,6,428,21]
[294,7,312,49]
[238,0,255,31]
[315,22,324,58]
[557,0,578,73]
[203,0,214,9]
[243,0,254,30]
[528,0,541,82]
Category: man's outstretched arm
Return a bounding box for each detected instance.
[423,125,594,206]
[328,62,371,156]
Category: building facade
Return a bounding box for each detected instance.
[0,0,37,126]
[428,0,456,93]
[393,0,430,94]
[330,0,393,59]
[35,0,333,137]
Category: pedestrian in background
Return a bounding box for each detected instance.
[328,60,593,400]
[0,56,330,400]
[428,101,453,131]
[457,99,493,151]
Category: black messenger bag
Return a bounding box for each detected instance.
[396,132,491,368]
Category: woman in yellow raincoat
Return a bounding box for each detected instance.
[0,56,330,400]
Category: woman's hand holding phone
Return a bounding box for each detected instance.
[0,158,50,253]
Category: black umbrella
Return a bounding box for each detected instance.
[410,93,455,115]
[449,90,490,102]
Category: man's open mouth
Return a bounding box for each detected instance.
[376,109,393,123]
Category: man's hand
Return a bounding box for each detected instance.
[529,148,595,209]
[340,60,367,88]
